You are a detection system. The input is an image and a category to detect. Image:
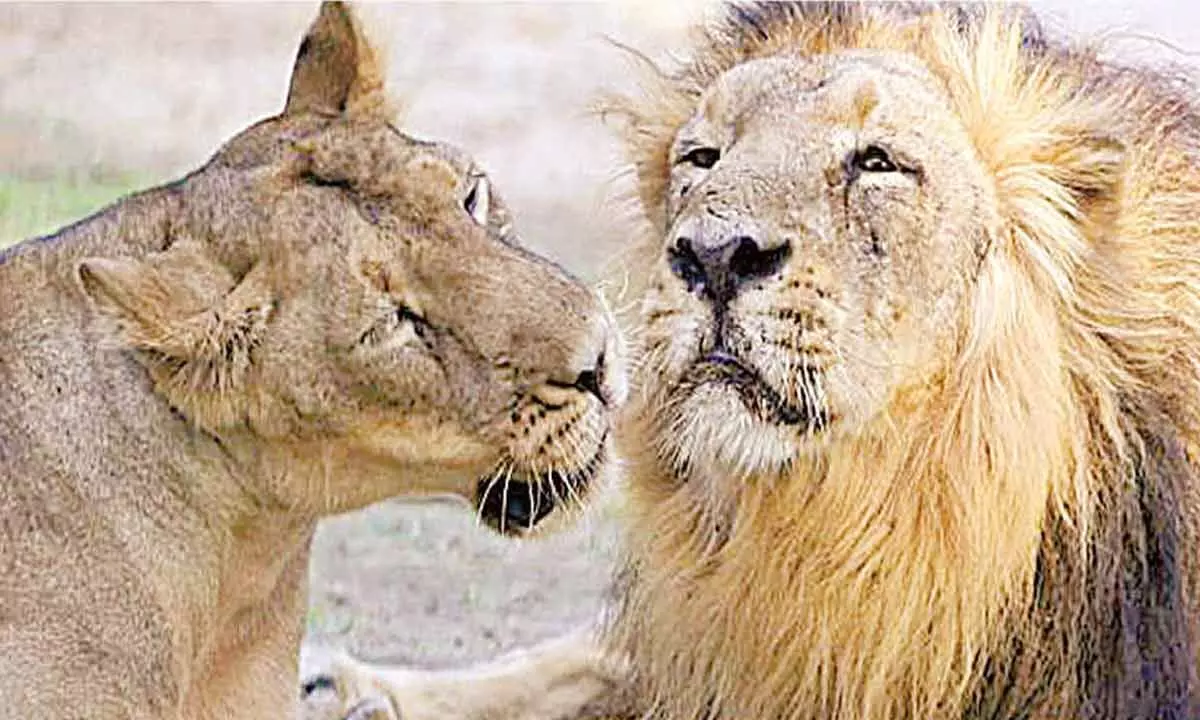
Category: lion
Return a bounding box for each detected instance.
[305,2,1200,719]
[0,3,625,719]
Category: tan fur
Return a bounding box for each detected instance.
[603,4,1200,718]
[316,3,1200,720]
[0,3,624,719]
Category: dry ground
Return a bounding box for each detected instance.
[2,2,1198,717]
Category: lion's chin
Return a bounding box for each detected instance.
[656,384,801,482]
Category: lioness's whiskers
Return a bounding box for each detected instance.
[528,474,538,531]
[476,460,510,530]
[557,430,586,507]
[499,462,516,535]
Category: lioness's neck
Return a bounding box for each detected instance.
[0,196,321,712]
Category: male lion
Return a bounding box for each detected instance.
[0,3,624,719]
[310,2,1200,719]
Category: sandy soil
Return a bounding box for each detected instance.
[3,3,1198,718]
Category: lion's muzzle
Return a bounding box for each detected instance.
[687,351,827,432]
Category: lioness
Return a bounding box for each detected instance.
[312,2,1200,719]
[0,3,623,719]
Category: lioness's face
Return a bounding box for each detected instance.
[639,51,995,479]
[226,118,622,534]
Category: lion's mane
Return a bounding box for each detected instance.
[603,4,1200,718]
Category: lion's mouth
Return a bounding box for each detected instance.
[474,436,607,536]
[686,351,828,431]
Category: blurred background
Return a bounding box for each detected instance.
[2,0,1197,707]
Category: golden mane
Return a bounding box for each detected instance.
[603,3,1200,718]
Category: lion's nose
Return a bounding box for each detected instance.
[668,232,790,305]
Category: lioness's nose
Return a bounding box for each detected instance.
[547,304,628,410]
[550,322,621,407]
[668,231,790,305]
[574,362,604,403]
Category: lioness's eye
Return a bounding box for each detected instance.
[852,145,898,173]
[463,176,490,226]
[678,147,721,170]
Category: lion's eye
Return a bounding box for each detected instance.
[361,306,428,347]
[463,176,490,226]
[679,147,721,170]
[852,145,898,173]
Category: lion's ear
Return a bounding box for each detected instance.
[593,50,695,232]
[76,244,275,430]
[1053,131,1125,204]
[283,1,388,118]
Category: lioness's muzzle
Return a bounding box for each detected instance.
[477,477,558,534]
[476,438,607,535]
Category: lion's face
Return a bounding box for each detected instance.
[637,51,996,481]
[74,3,624,535]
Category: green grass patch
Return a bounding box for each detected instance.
[0,176,142,249]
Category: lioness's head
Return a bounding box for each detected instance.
[615,3,1119,487]
[74,2,624,534]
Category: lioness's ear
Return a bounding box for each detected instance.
[284,1,387,118]
[77,245,274,431]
